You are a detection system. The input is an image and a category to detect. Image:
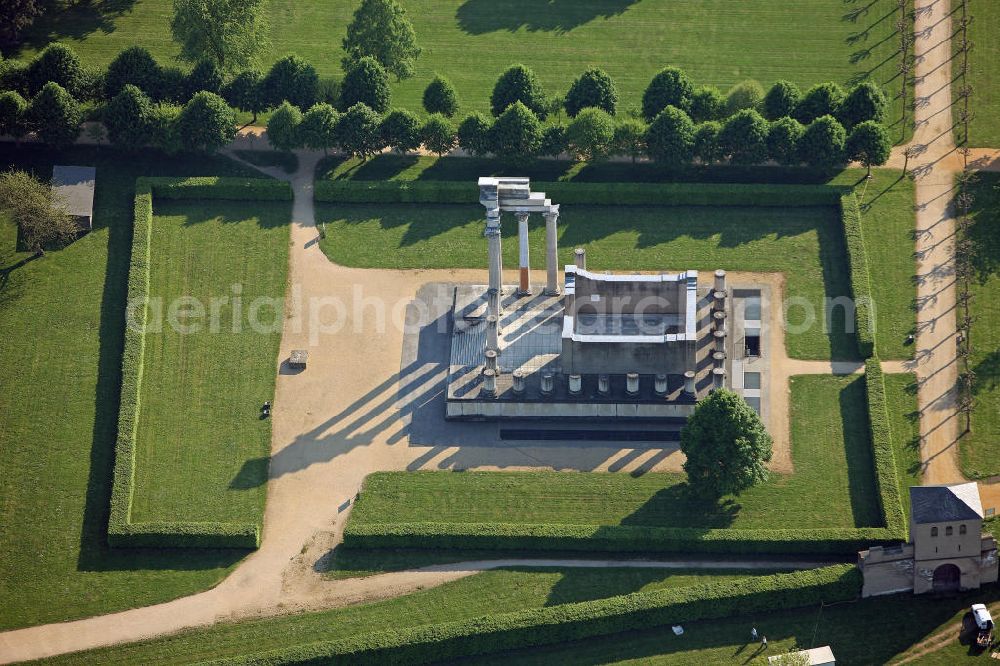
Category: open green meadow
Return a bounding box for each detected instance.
[961,0,1000,147]
[13,0,909,138]
[129,199,289,524]
[36,567,776,665]
[0,146,268,630]
[467,584,1000,665]
[961,172,1000,477]
[317,163,914,361]
[350,374,882,531]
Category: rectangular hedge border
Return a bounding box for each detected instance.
[314,179,846,207]
[109,177,293,549]
[865,357,907,535]
[203,565,861,665]
[840,193,876,359]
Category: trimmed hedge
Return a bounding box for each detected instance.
[840,192,876,359]
[314,179,846,207]
[864,357,907,537]
[343,522,899,555]
[108,177,292,550]
[204,565,861,665]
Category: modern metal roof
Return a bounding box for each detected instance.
[910,482,984,524]
[52,165,96,218]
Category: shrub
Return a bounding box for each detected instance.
[422,74,459,117]
[688,85,725,122]
[380,108,421,153]
[457,111,493,156]
[613,118,646,163]
[489,100,542,164]
[840,192,875,359]
[175,91,236,153]
[0,91,30,144]
[151,105,182,154]
[565,107,615,160]
[797,115,846,167]
[206,566,861,665]
[763,80,801,120]
[157,66,188,104]
[795,82,846,124]
[0,169,78,253]
[27,43,83,97]
[718,108,770,164]
[223,69,266,123]
[266,101,302,152]
[299,102,341,154]
[0,59,30,97]
[340,56,391,114]
[104,84,157,151]
[105,46,162,100]
[564,67,618,117]
[645,105,695,166]
[725,79,764,116]
[838,81,888,130]
[767,116,804,166]
[490,64,547,119]
[693,121,722,163]
[29,81,81,149]
[642,66,693,120]
[338,102,384,159]
[865,358,906,534]
[421,113,457,156]
[184,59,224,100]
[262,55,318,110]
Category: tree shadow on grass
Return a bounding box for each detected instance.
[11,0,139,56]
[618,483,739,529]
[840,376,883,527]
[455,0,640,35]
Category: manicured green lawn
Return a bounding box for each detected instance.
[885,373,921,522]
[128,200,289,524]
[350,375,881,530]
[961,173,1000,477]
[38,567,775,665]
[960,0,1000,147]
[467,585,1000,665]
[0,145,264,631]
[15,1,909,140]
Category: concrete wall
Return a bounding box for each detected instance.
[913,556,983,594]
[571,273,685,316]
[911,519,983,560]
[859,544,915,598]
[562,338,694,375]
[446,398,696,420]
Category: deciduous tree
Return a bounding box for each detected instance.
[795,82,846,124]
[380,108,421,153]
[490,64,547,119]
[689,85,725,123]
[693,121,722,163]
[766,116,804,165]
[175,90,236,153]
[645,105,695,165]
[565,107,615,160]
[838,81,888,130]
[457,111,493,156]
[104,84,156,151]
[184,59,223,99]
[539,124,567,157]
[342,0,421,81]
[340,56,391,114]
[262,55,318,110]
[105,46,162,99]
[488,100,542,164]
[299,102,340,154]
[222,69,265,123]
[421,113,457,156]
[266,101,302,152]
[680,388,772,497]
[718,108,769,164]
[564,67,618,117]
[845,120,892,176]
[797,115,847,167]
[613,118,646,163]
[0,169,78,254]
[171,0,270,74]
[422,75,458,117]
[337,102,383,159]
[29,82,81,149]
[642,67,693,120]
[725,79,764,116]
[763,80,801,120]
[27,44,83,97]
[0,91,30,145]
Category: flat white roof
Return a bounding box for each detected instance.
[768,646,835,665]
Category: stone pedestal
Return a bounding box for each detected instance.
[544,209,560,295]
[598,374,610,396]
[568,373,582,396]
[683,370,696,395]
[482,368,497,397]
[512,369,526,395]
[654,373,668,396]
[517,212,531,295]
[626,372,640,396]
[540,372,554,397]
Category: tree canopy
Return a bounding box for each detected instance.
[642,67,693,120]
[689,85,725,123]
[763,80,801,120]
[299,102,340,153]
[29,82,81,149]
[170,0,270,74]
[565,107,615,160]
[421,113,457,156]
[222,69,265,122]
[262,55,318,110]
[340,56,391,114]
[457,111,493,156]
[693,121,722,163]
[0,169,78,254]
[767,116,804,165]
[613,118,646,163]
[105,46,162,100]
[380,108,421,153]
[846,120,892,175]
[104,84,156,152]
[0,91,30,143]
[795,82,846,124]
[680,388,773,497]
[266,101,302,152]
[724,79,764,116]
[489,100,543,164]
[564,67,618,118]
[27,44,83,97]
[175,91,236,153]
[718,108,769,164]
[422,75,459,117]
[490,64,548,119]
[838,81,887,130]
[797,115,846,167]
[645,105,695,165]
[337,102,383,159]
[342,0,421,81]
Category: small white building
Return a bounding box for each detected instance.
[768,645,835,665]
[51,165,96,232]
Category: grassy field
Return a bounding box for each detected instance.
[12,1,910,138]
[467,585,1000,665]
[128,200,289,524]
[350,375,881,530]
[37,567,776,665]
[317,167,914,361]
[961,173,1000,477]
[885,373,921,522]
[959,0,1000,147]
[0,145,268,630]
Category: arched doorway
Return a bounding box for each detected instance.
[932,563,961,592]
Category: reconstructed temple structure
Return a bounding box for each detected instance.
[445,177,765,421]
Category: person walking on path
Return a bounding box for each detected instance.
[751,627,758,641]
[762,636,768,649]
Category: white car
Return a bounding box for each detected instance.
[972,603,994,631]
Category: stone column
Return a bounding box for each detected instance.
[683,370,696,395]
[574,247,587,270]
[714,269,727,294]
[482,368,498,397]
[597,374,610,396]
[568,373,582,396]
[654,374,668,396]
[626,372,640,396]
[485,209,502,319]
[540,372,555,397]
[712,367,726,391]
[544,207,560,295]
[512,369,526,395]
[486,314,499,353]
[516,212,531,296]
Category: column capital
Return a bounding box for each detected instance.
[515,211,530,223]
